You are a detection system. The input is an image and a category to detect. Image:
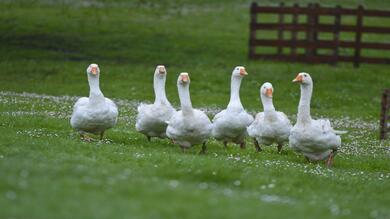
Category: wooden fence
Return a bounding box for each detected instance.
[248,3,390,67]
[380,89,390,140]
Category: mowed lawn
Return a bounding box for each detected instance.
[0,0,390,219]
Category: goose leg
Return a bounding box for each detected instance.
[180,146,186,153]
[240,141,246,149]
[199,142,207,155]
[146,136,151,142]
[326,153,334,167]
[254,138,262,152]
[326,149,337,168]
[100,131,105,140]
[277,143,283,153]
[223,141,228,149]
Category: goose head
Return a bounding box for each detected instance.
[292,72,312,85]
[260,82,273,98]
[232,66,248,78]
[87,63,100,77]
[177,72,190,85]
[155,65,167,78]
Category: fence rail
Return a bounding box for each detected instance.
[248,3,390,67]
[380,89,390,140]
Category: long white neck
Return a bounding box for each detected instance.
[261,94,276,118]
[154,75,168,104]
[88,74,104,103]
[227,76,243,109]
[178,83,193,114]
[297,83,313,124]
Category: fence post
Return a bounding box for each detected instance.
[277,2,285,55]
[306,3,315,57]
[332,5,342,65]
[354,5,364,68]
[380,89,389,140]
[313,3,320,56]
[291,3,299,60]
[248,2,257,59]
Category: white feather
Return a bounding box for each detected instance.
[289,73,343,161]
[211,66,254,144]
[70,64,118,135]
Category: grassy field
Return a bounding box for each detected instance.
[0,0,390,218]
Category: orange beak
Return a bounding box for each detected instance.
[265,88,273,97]
[292,74,303,83]
[158,66,166,74]
[181,75,189,82]
[239,68,248,76]
[91,67,97,75]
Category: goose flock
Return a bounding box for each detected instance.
[71,63,346,167]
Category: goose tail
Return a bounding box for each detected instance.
[334,130,348,135]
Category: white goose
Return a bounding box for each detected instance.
[289,72,346,167]
[70,64,118,140]
[166,73,212,153]
[136,65,175,141]
[247,82,292,152]
[211,66,254,148]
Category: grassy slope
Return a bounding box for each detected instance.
[0,0,389,218]
[1,0,390,118]
[1,92,389,219]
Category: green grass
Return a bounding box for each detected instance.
[0,0,390,218]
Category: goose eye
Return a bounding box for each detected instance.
[304,75,307,77]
